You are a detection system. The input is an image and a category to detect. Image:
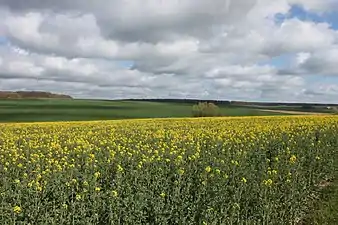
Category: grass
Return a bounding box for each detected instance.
[312,181,338,224]
[301,163,338,225]
[0,99,286,123]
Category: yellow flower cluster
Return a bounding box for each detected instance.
[0,115,337,224]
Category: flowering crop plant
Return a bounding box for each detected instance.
[0,116,338,224]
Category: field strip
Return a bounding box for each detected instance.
[258,109,329,115]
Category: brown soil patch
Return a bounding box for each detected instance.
[259,109,329,115]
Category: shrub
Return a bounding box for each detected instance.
[192,102,221,117]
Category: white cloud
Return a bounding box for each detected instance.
[0,0,338,103]
[264,19,337,55]
[296,52,311,65]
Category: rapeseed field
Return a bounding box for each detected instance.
[0,116,337,224]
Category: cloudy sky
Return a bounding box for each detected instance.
[0,0,338,103]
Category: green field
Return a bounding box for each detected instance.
[0,99,286,123]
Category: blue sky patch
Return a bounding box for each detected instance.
[306,74,338,84]
[258,53,295,69]
[275,5,338,30]
[117,60,134,69]
[0,36,8,45]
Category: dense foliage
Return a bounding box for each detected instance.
[192,102,221,117]
[0,116,338,224]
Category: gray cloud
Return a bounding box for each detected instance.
[298,48,338,76]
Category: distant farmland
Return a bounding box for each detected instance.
[0,99,289,123]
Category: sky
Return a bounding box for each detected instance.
[0,0,338,103]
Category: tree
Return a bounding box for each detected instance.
[192,102,221,117]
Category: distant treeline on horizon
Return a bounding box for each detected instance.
[0,91,72,99]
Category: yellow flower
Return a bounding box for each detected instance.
[241,177,247,183]
[231,160,239,166]
[76,194,82,200]
[205,166,212,173]
[111,190,118,197]
[160,192,166,198]
[94,172,100,178]
[263,179,273,187]
[36,186,43,192]
[290,155,297,164]
[13,206,22,214]
[137,162,143,169]
[27,181,34,188]
[117,165,124,172]
[95,187,101,192]
[178,169,185,175]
